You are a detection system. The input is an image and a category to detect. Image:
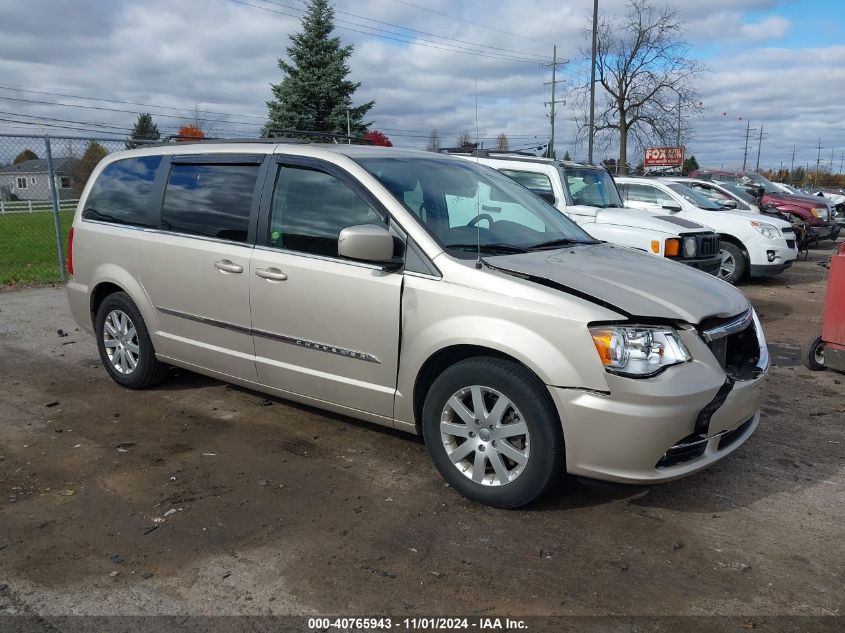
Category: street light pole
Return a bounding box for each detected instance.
[676,92,681,147]
[587,0,598,165]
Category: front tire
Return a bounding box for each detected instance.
[421,357,564,508]
[718,242,746,284]
[95,292,169,389]
[802,336,826,371]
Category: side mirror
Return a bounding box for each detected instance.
[722,199,738,209]
[338,224,399,266]
[662,202,682,212]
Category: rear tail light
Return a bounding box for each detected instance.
[67,227,74,276]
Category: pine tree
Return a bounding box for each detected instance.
[266,0,373,138]
[563,150,572,161]
[72,141,109,196]
[126,113,161,149]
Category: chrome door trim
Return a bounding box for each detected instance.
[156,306,381,364]
[156,306,252,335]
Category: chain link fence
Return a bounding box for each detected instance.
[0,133,143,286]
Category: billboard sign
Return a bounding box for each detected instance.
[644,146,685,167]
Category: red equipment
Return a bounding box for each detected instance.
[803,242,845,373]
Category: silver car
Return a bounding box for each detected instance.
[66,142,768,507]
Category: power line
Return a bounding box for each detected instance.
[0,85,267,122]
[229,0,548,64]
[386,0,556,48]
[282,0,551,62]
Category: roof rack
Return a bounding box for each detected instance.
[157,129,375,146]
[263,128,374,144]
[439,148,540,158]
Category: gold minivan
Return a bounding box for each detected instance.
[67,141,768,507]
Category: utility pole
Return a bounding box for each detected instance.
[587,0,599,165]
[815,138,823,185]
[754,124,765,172]
[829,148,835,175]
[543,45,567,159]
[741,121,755,171]
[346,110,351,144]
[790,144,796,184]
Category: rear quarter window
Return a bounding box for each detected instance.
[82,156,162,227]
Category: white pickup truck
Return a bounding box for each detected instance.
[452,152,722,275]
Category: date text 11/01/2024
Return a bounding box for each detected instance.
[307,617,529,630]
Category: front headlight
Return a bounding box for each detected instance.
[811,207,824,218]
[589,325,692,377]
[750,220,781,239]
[683,236,697,258]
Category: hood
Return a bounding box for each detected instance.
[595,208,709,233]
[767,191,831,208]
[487,244,749,324]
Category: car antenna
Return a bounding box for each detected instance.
[474,77,483,270]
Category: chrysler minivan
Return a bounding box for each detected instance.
[67,141,769,507]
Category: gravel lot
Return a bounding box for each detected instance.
[1,245,843,622]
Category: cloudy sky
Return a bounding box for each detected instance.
[0,0,843,171]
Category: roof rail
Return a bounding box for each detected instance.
[263,128,374,144]
[439,148,540,158]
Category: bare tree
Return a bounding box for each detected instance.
[577,0,705,174]
[456,129,476,149]
[426,129,442,152]
[496,133,509,151]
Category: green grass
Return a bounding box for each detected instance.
[0,209,76,286]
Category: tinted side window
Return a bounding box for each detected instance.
[161,163,259,242]
[83,156,162,226]
[625,183,671,206]
[269,165,385,257]
[499,169,554,201]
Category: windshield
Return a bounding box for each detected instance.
[563,167,624,208]
[721,183,757,204]
[355,157,597,257]
[736,172,780,194]
[667,183,724,210]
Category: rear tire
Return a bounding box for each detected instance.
[802,336,826,371]
[718,242,746,284]
[421,357,564,508]
[95,292,169,389]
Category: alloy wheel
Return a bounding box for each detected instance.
[102,309,139,375]
[718,250,736,279]
[439,385,530,486]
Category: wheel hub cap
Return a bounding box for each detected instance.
[439,385,530,487]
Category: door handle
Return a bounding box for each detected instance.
[255,267,288,281]
[214,259,243,274]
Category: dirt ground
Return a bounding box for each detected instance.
[1,243,843,622]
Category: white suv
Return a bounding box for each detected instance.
[66,141,768,507]
[616,177,798,284]
[452,153,722,275]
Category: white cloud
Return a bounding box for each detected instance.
[741,15,792,40]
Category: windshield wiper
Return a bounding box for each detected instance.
[605,203,624,208]
[529,238,597,250]
[446,243,529,254]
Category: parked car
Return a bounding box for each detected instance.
[690,169,837,240]
[616,176,798,284]
[450,152,721,275]
[668,177,811,246]
[667,177,761,213]
[67,141,769,508]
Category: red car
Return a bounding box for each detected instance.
[690,169,837,240]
